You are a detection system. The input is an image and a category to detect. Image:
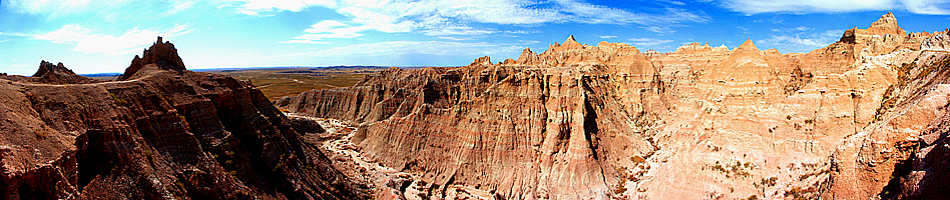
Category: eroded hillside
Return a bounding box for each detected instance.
[278,13,950,199]
[0,38,368,199]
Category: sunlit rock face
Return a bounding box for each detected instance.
[279,13,950,199]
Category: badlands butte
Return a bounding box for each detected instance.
[0,12,948,200]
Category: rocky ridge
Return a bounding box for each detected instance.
[278,13,950,199]
[0,37,367,199]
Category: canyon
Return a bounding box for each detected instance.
[278,13,950,199]
[1,12,948,200]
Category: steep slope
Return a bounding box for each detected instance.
[0,37,367,199]
[279,13,950,199]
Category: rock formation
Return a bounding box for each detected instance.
[0,37,367,199]
[278,13,950,199]
[30,61,98,84]
[119,36,187,80]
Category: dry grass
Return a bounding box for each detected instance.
[208,67,387,101]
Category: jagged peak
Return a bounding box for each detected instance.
[516,48,540,65]
[522,47,534,54]
[561,35,584,49]
[868,12,905,35]
[501,58,516,65]
[30,60,96,84]
[565,35,577,43]
[119,36,186,80]
[519,48,537,58]
[736,39,758,51]
[33,60,76,77]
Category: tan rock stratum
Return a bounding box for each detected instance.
[278,13,950,199]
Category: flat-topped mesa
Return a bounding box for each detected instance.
[674,42,714,54]
[31,60,96,84]
[118,36,186,80]
[469,56,493,66]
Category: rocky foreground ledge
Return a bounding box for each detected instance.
[0,37,368,199]
[278,13,950,199]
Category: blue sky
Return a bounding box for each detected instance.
[0,0,948,75]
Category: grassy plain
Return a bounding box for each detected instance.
[207,67,388,101]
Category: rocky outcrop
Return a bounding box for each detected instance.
[31,61,98,84]
[119,37,187,80]
[279,13,950,199]
[0,61,99,84]
[0,37,367,199]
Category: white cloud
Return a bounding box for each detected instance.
[628,38,674,47]
[5,0,200,17]
[600,35,618,39]
[772,26,813,32]
[33,24,192,55]
[720,0,950,15]
[902,0,950,14]
[4,0,109,15]
[437,36,470,41]
[226,0,336,15]
[308,40,523,56]
[164,0,198,15]
[255,0,711,43]
[737,26,750,34]
[757,29,843,52]
[422,26,497,36]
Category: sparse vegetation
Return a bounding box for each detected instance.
[784,186,819,200]
[209,67,386,101]
[707,160,755,178]
[109,92,128,105]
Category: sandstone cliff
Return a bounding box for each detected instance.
[0,37,367,199]
[279,13,950,199]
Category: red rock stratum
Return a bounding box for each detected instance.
[0,37,367,199]
[278,13,950,199]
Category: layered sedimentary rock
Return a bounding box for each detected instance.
[279,13,950,199]
[0,37,366,199]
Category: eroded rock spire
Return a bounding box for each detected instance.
[118,36,186,80]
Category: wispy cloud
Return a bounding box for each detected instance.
[737,26,750,34]
[5,0,201,18]
[628,38,674,47]
[33,24,192,55]
[600,35,618,39]
[437,36,470,41]
[422,26,498,36]
[225,0,336,15]
[758,29,843,52]
[250,0,711,43]
[276,40,530,65]
[308,40,523,56]
[720,0,950,15]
